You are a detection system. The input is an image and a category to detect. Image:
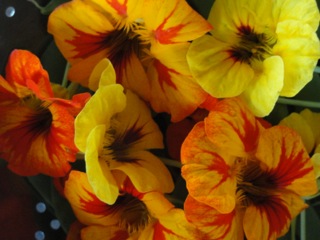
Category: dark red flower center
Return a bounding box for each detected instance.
[228,25,277,65]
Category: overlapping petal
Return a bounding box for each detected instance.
[184,195,244,240]
[181,122,237,214]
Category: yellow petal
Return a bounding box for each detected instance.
[114,90,164,150]
[279,112,315,153]
[240,56,284,117]
[142,0,212,44]
[207,0,275,43]
[300,108,320,147]
[311,153,320,179]
[88,58,116,91]
[255,126,318,196]
[85,125,119,204]
[75,84,126,152]
[274,21,320,97]
[187,34,254,98]
[274,0,320,32]
[112,151,174,194]
[181,122,237,214]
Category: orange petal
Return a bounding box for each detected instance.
[64,171,120,226]
[205,98,263,157]
[243,193,307,240]
[181,122,237,213]
[184,195,244,240]
[5,49,53,98]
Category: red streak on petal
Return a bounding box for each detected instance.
[257,196,291,239]
[107,0,128,16]
[270,141,313,188]
[66,24,109,59]
[155,9,185,44]
[153,59,178,91]
[110,230,129,240]
[206,152,231,190]
[153,221,176,240]
[80,189,113,216]
[206,211,235,238]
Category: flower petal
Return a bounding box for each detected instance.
[274,21,320,97]
[85,125,120,204]
[143,0,212,44]
[184,195,244,240]
[114,90,164,150]
[300,108,320,147]
[205,98,263,157]
[81,225,129,240]
[64,171,120,226]
[5,49,53,98]
[112,151,174,194]
[75,84,126,152]
[181,122,237,213]
[279,112,315,154]
[243,193,306,240]
[187,34,254,98]
[88,58,116,91]
[255,126,318,196]
[148,43,208,122]
[240,56,284,117]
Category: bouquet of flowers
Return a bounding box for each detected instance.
[1,0,320,239]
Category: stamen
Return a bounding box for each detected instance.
[21,95,53,138]
[228,25,277,65]
[117,194,151,233]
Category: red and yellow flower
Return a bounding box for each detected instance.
[65,170,200,239]
[187,0,320,117]
[0,49,89,177]
[48,0,212,121]
[181,98,318,239]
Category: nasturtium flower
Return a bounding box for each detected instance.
[48,0,212,121]
[65,171,200,239]
[0,49,90,177]
[181,98,318,240]
[75,76,174,204]
[187,0,320,117]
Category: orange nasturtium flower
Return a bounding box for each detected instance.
[74,62,174,205]
[0,49,90,177]
[65,170,200,239]
[187,0,320,117]
[181,98,318,240]
[48,0,212,121]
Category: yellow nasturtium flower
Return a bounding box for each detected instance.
[187,0,320,117]
[74,61,174,205]
[48,0,212,121]
[181,98,317,240]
